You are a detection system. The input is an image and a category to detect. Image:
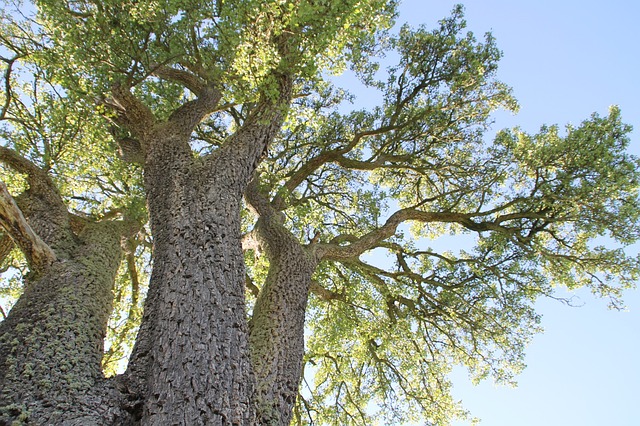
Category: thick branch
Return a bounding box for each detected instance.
[167,86,223,136]
[0,145,47,181]
[233,76,293,162]
[319,209,451,260]
[114,137,144,164]
[206,73,294,194]
[0,181,55,271]
[245,177,277,218]
[246,172,319,424]
[318,208,513,261]
[246,274,260,298]
[0,147,77,255]
[150,64,207,95]
[107,84,156,141]
[0,146,62,204]
[320,199,557,262]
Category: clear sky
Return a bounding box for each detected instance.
[393,1,640,425]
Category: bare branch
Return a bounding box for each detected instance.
[1,55,21,121]
[0,180,56,271]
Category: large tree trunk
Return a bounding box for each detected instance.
[102,76,293,424]
[0,182,134,425]
[125,129,257,425]
[124,92,291,422]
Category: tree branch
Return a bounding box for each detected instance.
[245,176,278,218]
[316,189,561,263]
[0,145,46,180]
[271,123,405,211]
[167,86,223,136]
[0,232,15,265]
[0,145,62,203]
[310,280,345,302]
[317,206,523,261]
[205,72,294,194]
[150,64,207,95]
[246,274,260,298]
[318,209,462,261]
[1,55,21,121]
[272,149,340,211]
[0,180,56,271]
[106,84,157,141]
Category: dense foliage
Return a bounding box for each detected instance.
[1,1,638,424]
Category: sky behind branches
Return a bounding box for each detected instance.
[393,1,640,425]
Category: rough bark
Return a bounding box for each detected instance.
[246,178,319,425]
[0,73,294,424]
[123,76,293,425]
[0,223,132,425]
[125,127,257,425]
[0,233,15,269]
[0,159,136,425]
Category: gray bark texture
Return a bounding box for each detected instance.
[124,127,258,425]
[116,77,304,425]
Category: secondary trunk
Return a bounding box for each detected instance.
[246,180,319,425]
[0,187,133,425]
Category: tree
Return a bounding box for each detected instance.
[0,1,639,425]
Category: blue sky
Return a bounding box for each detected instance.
[393,1,640,425]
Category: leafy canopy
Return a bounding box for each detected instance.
[245,7,640,424]
[1,2,639,425]
[35,0,397,104]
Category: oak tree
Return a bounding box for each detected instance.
[1,1,639,425]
